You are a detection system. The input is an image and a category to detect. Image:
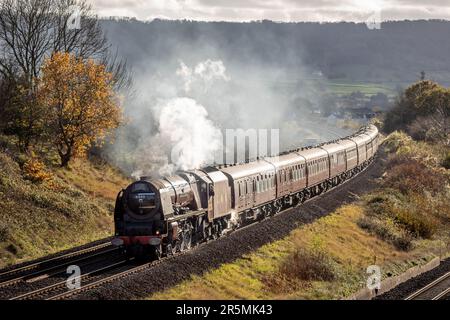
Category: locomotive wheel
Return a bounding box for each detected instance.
[149,245,161,260]
[179,224,193,251]
[165,243,176,256]
[181,231,192,251]
[211,224,219,240]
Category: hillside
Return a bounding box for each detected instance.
[0,136,130,268]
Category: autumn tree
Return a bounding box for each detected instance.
[38,52,122,166]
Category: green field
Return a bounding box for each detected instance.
[325,80,397,97]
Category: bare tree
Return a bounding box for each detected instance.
[0,0,131,148]
[51,0,132,91]
[0,0,53,89]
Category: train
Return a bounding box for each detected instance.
[112,124,380,259]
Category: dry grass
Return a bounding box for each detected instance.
[55,157,130,201]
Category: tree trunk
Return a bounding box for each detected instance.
[59,145,72,167]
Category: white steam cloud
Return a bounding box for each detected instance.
[156,97,222,174]
[128,59,229,179]
[176,59,230,93]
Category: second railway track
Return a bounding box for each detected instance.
[405,272,450,300]
[0,241,123,300]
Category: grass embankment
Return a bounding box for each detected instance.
[0,136,130,268]
[150,132,450,300]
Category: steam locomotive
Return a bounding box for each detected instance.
[112,125,379,258]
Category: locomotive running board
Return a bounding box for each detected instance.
[168,210,208,222]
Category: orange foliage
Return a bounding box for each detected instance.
[23,157,53,184]
[38,52,122,166]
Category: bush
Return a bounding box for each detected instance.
[22,157,53,184]
[0,222,10,242]
[392,231,414,251]
[362,189,441,246]
[383,131,412,153]
[357,215,413,251]
[442,152,450,169]
[391,206,437,239]
[385,157,446,195]
[279,248,335,282]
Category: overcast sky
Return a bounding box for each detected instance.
[91,0,450,22]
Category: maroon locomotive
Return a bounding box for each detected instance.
[113,125,379,258]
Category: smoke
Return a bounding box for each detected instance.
[146,97,222,177]
[121,60,229,179]
[177,59,230,93]
[103,25,353,179]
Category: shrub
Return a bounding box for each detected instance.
[385,157,446,195]
[391,206,437,239]
[392,231,414,251]
[0,222,10,242]
[364,190,404,216]
[0,135,11,150]
[22,157,53,184]
[357,215,413,251]
[442,151,450,169]
[383,131,412,152]
[279,248,335,282]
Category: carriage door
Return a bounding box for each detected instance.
[246,179,253,208]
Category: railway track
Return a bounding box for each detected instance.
[0,241,117,291]
[10,259,130,300]
[405,272,450,300]
[9,247,195,300]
